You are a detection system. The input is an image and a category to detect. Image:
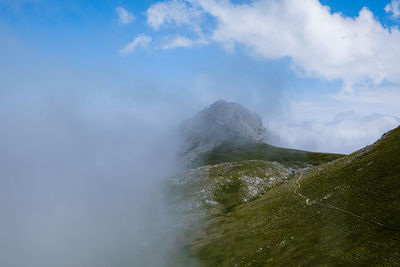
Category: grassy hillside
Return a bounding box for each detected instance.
[185,127,400,266]
[169,160,304,229]
[197,141,344,167]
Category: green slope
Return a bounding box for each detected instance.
[185,126,400,266]
[196,141,344,167]
[169,160,303,229]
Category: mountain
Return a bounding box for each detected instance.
[179,126,400,266]
[180,100,342,167]
[168,101,400,266]
[171,101,342,226]
[180,100,266,164]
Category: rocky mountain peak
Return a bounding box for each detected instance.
[180,100,266,160]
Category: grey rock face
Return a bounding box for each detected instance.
[180,100,266,161]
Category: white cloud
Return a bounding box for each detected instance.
[267,111,400,154]
[332,85,400,107]
[146,0,400,92]
[161,35,194,49]
[120,35,151,55]
[385,0,400,19]
[146,0,203,31]
[116,7,135,24]
[161,35,207,49]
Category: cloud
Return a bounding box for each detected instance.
[161,35,207,49]
[267,111,400,154]
[146,0,400,92]
[332,84,400,107]
[120,34,151,55]
[115,7,135,24]
[162,35,194,49]
[146,0,203,31]
[0,67,195,266]
[385,0,400,19]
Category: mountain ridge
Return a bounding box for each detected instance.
[181,125,400,266]
[169,101,400,266]
[180,100,343,168]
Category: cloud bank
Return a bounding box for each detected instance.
[267,111,400,154]
[0,85,194,266]
[140,0,400,92]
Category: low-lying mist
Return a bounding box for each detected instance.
[1,71,398,267]
[0,90,193,266]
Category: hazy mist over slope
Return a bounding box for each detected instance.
[0,87,191,266]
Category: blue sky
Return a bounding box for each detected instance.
[1,0,400,153]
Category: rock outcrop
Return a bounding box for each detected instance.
[180,100,266,162]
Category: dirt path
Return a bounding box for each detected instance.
[293,173,399,231]
[293,174,312,206]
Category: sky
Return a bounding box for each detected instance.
[2,0,400,154]
[1,1,400,266]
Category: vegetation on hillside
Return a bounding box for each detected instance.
[182,127,400,266]
[197,141,344,167]
[169,160,298,228]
